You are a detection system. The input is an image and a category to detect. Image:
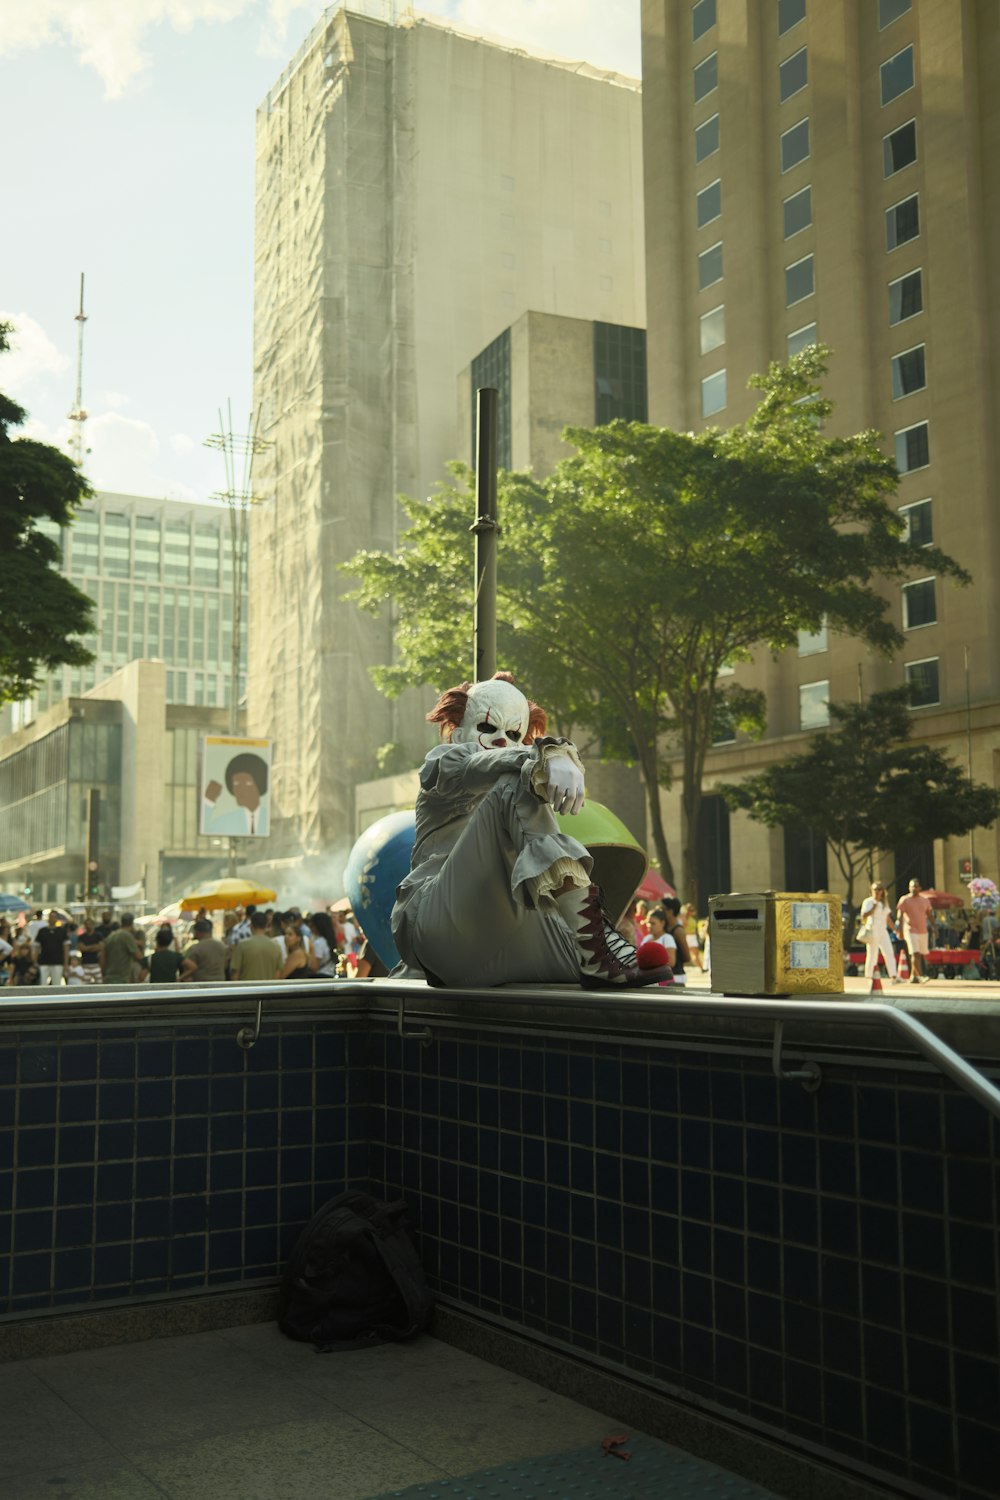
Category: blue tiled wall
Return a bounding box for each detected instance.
[367,1028,999,1500]
[0,1023,370,1315]
[1,1010,997,1500]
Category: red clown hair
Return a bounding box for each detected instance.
[427,670,547,744]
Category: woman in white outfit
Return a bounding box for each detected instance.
[858,881,897,980]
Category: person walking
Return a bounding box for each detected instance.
[895,878,934,983]
[858,881,898,982]
[230,911,282,981]
[102,914,148,983]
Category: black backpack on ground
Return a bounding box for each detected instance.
[279,1190,433,1351]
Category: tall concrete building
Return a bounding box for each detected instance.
[250,1,644,874]
[641,0,1000,900]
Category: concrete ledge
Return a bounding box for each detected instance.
[430,1302,912,1500]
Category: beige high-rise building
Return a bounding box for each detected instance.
[250,1,644,877]
[641,0,1000,901]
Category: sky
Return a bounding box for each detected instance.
[0,0,641,504]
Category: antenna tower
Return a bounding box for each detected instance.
[67,273,88,468]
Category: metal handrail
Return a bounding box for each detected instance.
[365,984,1000,1123]
[1,980,997,1120]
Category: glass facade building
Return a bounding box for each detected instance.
[30,493,248,718]
[0,705,123,896]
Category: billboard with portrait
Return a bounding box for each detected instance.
[198,736,272,839]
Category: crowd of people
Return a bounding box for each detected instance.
[856,876,998,983]
[617,897,707,986]
[0,903,385,986]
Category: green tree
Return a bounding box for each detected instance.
[718,687,1000,922]
[0,323,95,702]
[343,346,968,904]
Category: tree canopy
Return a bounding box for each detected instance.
[342,345,968,904]
[0,322,95,704]
[719,687,1000,919]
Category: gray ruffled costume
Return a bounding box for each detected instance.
[391,740,593,987]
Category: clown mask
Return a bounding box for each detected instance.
[451,678,531,750]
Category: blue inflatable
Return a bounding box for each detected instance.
[343,811,416,971]
[343,801,648,973]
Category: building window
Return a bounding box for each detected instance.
[895,421,929,473]
[692,0,716,42]
[780,117,810,173]
[593,323,648,424]
[164,522,192,584]
[787,322,817,358]
[701,369,727,417]
[888,269,922,325]
[695,113,720,163]
[696,179,722,227]
[891,344,926,400]
[881,45,914,107]
[879,0,911,28]
[103,513,131,579]
[698,241,724,289]
[883,119,916,177]
[798,620,828,655]
[783,184,812,238]
[785,253,814,306]
[900,498,932,547]
[700,305,726,355]
[885,193,919,251]
[799,680,830,730]
[470,328,512,469]
[780,47,808,102]
[906,658,939,707]
[778,0,806,34]
[694,51,717,101]
[903,577,936,629]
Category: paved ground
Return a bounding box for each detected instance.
[0,1326,784,1500]
[684,967,1000,1000]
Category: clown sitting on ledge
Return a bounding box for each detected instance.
[390,671,672,990]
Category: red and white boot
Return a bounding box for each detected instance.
[555,884,674,989]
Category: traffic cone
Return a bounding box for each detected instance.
[868,971,883,998]
[897,948,909,981]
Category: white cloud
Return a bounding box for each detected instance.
[0,0,316,98]
[0,312,71,396]
[170,432,197,455]
[85,411,198,498]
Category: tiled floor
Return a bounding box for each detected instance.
[0,1324,783,1500]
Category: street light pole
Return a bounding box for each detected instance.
[471,386,499,682]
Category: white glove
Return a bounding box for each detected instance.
[544,754,585,816]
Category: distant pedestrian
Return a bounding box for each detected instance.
[858,882,898,981]
[230,912,282,981]
[181,919,229,982]
[280,923,312,979]
[148,926,186,983]
[895,878,934,984]
[307,911,339,977]
[76,917,104,983]
[35,911,69,986]
[102,914,148,983]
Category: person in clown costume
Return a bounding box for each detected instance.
[391,671,672,989]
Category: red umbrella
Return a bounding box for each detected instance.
[922,889,965,909]
[635,869,677,901]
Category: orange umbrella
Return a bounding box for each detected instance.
[179,879,277,912]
